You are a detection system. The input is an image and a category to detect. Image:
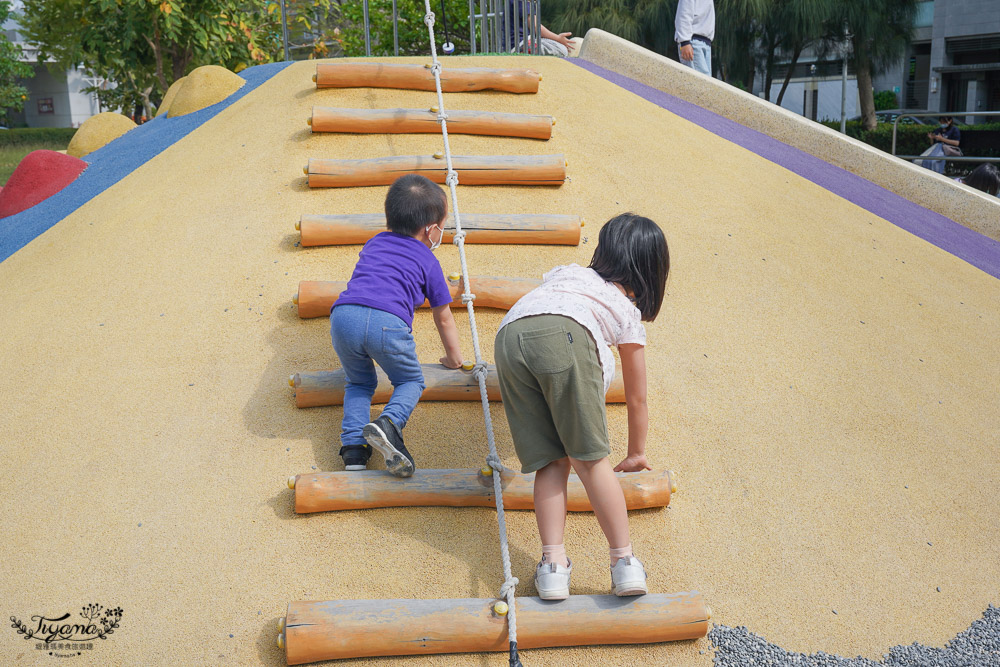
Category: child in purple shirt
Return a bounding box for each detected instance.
[330,174,464,476]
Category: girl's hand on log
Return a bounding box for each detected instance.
[440,355,464,369]
[614,454,652,473]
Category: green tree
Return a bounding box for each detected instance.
[827,0,916,130]
[0,0,33,124]
[20,0,286,116]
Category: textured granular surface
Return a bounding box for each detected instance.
[1,55,998,666]
[710,605,1000,666]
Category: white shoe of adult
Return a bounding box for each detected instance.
[610,555,648,596]
[534,559,572,600]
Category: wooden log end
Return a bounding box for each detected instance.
[287,475,297,490]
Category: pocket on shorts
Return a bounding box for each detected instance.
[518,325,574,374]
[381,327,415,356]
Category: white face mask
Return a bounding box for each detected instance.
[426,224,443,251]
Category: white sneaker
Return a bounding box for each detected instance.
[610,555,648,596]
[534,559,572,600]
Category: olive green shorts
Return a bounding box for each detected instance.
[494,315,610,473]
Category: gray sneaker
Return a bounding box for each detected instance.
[362,415,414,477]
[610,555,648,597]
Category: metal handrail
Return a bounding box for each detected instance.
[891,110,1000,157]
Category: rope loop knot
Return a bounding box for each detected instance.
[461,292,477,305]
[436,112,449,122]
[472,362,490,384]
[445,170,459,187]
[423,11,435,27]
[430,63,443,76]
[451,230,466,245]
[499,576,519,600]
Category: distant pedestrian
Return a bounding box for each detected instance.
[919,116,961,175]
[675,0,715,76]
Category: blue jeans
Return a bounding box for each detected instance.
[680,40,712,76]
[330,305,425,448]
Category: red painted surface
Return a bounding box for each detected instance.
[0,150,87,218]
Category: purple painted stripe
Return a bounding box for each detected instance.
[572,59,1000,279]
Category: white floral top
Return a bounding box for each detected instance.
[499,264,646,394]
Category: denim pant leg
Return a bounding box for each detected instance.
[692,41,712,76]
[365,310,425,430]
[330,305,378,448]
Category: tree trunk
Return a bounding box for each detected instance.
[146,22,168,93]
[763,33,776,101]
[776,42,803,106]
[853,35,876,131]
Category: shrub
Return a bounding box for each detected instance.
[0,127,77,147]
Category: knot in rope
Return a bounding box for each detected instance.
[451,230,466,245]
[430,63,443,77]
[485,451,504,472]
[445,170,459,187]
[499,576,520,600]
[461,292,477,304]
[436,112,449,122]
[423,11,435,27]
[472,362,489,383]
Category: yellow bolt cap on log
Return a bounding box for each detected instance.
[552,117,556,126]
[481,466,493,476]
[278,617,286,632]
[565,159,569,167]
[303,165,309,175]
[287,476,297,490]
[312,73,317,82]
[307,116,313,127]
[295,219,301,231]
[424,63,432,69]
[581,219,585,227]
[493,601,509,616]
[462,361,475,370]
[430,106,438,113]
[277,633,284,649]
[706,606,713,620]
[669,470,678,494]
[288,375,296,388]
[433,152,444,159]
[292,293,299,305]
[448,272,461,282]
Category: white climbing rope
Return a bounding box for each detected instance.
[421,4,522,663]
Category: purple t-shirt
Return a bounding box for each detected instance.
[333,231,453,329]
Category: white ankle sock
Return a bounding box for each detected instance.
[541,544,569,568]
[609,544,633,566]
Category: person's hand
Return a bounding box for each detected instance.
[440,355,463,369]
[680,44,694,62]
[555,32,575,51]
[613,454,652,473]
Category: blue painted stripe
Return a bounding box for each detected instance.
[573,59,1000,280]
[0,61,292,264]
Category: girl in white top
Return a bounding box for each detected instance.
[494,213,670,599]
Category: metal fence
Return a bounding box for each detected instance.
[279,0,544,58]
[893,110,1000,164]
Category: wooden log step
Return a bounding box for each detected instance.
[294,275,539,318]
[297,213,582,247]
[305,154,566,187]
[290,364,626,408]
[280,593,710,663]
[288,468,675,513]
[309,107,554,140]
[314,63,540,94]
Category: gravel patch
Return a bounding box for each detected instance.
[709,605,1000,666]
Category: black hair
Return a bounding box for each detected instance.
[588,213,669,321]
[964,163,1000,197]
[384,174,448,235]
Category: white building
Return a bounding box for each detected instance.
[4,10,103,128]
